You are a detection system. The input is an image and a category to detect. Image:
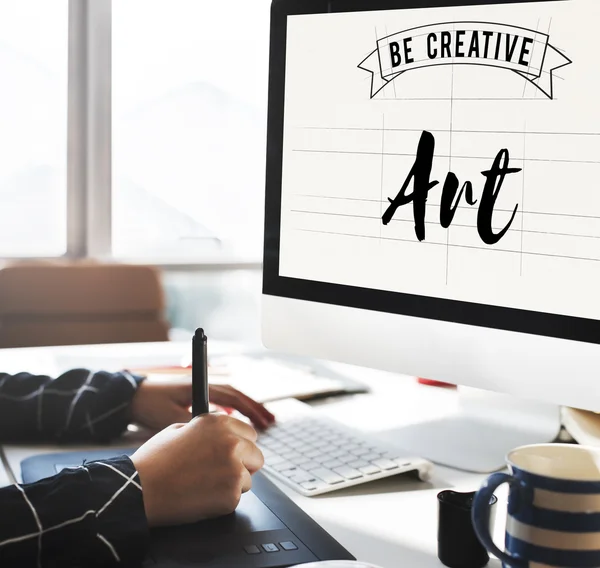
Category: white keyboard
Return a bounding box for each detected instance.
[258,401,432,496]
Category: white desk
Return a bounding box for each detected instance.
[0,342,506,568]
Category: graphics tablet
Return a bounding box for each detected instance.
[21,449,354,568]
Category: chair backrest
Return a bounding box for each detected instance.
[0,262,170,348]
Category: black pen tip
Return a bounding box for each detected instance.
[194,328,207,341]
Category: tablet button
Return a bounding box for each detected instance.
[280,541,298,551]
[244,545,261,555]
[262,543,279,553]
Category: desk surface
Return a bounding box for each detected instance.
[0,341,506,568]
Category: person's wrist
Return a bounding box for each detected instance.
[130,380,153,425]
[131,453,161,527]
[126,371,147,386]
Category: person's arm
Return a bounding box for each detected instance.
[0,455,148,567]
[0,413,264,567]
[0,369,144,444]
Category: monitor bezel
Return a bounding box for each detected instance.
[261,0,598,346]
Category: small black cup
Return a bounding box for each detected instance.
[437,490,497,568]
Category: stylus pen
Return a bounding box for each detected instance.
[192,328,210,417]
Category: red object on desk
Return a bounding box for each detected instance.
[417,377,456,388]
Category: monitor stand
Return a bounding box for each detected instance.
[379,387,562,473]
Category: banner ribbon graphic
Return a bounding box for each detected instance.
[358,21,572,99]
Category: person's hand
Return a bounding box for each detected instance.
[209,384,275,428]
[129,376,275,431]
[131,414,264,526]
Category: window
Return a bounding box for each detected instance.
[0,1,68,257]
[0,0,269,269]
[0,1,268,341]
[112,0,271,261]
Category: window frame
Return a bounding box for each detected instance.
[1,0,262,270]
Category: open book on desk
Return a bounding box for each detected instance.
[134,351,369,404]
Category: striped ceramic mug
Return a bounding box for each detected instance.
[472,444,600,568]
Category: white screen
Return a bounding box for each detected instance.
[279,0,600,321]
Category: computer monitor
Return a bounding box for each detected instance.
[261,0,600,472]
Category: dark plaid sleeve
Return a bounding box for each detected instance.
[0,455,149,567]
[0,370,145,444]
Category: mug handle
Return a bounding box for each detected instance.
[471,472,527,568]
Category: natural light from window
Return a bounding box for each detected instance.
[0,1,68,257]
[112,0,271,261]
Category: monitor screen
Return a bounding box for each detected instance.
[264,0,600,345]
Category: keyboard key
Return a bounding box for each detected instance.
[339,454,358,464]
[275,436,293,444]
[266,455,285,466]
[244,545,261,555]
[290,471,316,483]
[297,433,313,442]
[291,455,313,466]
[306,449,322,459]
[262,543,279,553]
[359,465,382,475]
[382,451,404,460]
[273,461,295,472]
[316,455,334,464]
[322,459,344,469]
[333,466,363,480]
[372,459,399,470]
[280,541,298,551]
[313,440,329,449]
[281,450,301,460]
[309,468,345,485]
[300,461,321,471]
[350,447,370,457]
[349,459,369,469]
[301,482,319,491]
[281,467,299,477]
[330,449,347,458]
[362,452,382,462]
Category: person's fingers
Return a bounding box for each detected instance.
[188,412,258,442]
[240,468,253,494]
[173,380,193,406]
[211,386,274,428]
[237,438,264,474]
[257,403,275,424]
[209,386,259,423]
[230,388,274,423]
[157,377,272,424]
[226,416,259,442]
[232,397,269,429]
[171,405,192,425]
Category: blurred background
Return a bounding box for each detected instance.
[0,0,271,347]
